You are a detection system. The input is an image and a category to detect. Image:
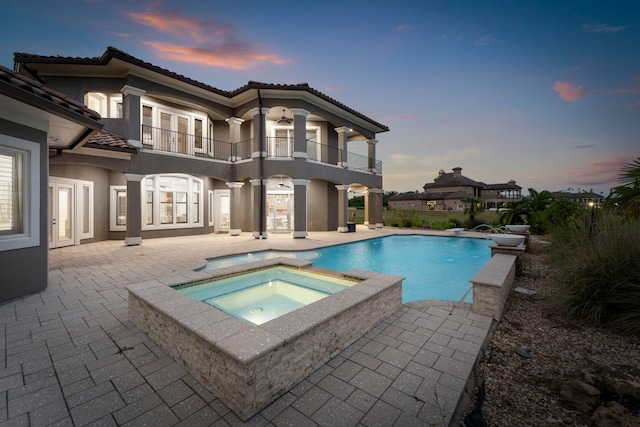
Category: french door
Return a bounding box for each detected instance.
[266,193,294,232]
[49,182,75,248]
[211,190,230,233]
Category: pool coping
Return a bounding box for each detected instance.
[126,257,404,420]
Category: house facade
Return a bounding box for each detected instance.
[0,65,102,302]
[1,47,388,302]
[388,167,521,211]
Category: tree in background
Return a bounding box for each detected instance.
[461,196,484,229]
[605,157,640,220]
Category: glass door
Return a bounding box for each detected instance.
[49,182,75,248]
[266,193,293,232]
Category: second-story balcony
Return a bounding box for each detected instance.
[141,126,381,174]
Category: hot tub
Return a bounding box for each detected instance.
[127,257,403,420]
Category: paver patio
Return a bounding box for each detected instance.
[0,228,493,426]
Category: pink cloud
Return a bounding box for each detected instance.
[127,8,290,70]
[567,158,629,185]
[553,81,589,102]
[397,24,412,32]
[129,10,231,44]
[631,101,640,108]
[143,41,290,70]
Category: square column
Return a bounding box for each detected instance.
[125,173,144,245]
[226,181,244,236]
[248,107,269,158]
[335,126,349,167]
[364,188,379,229]
[336,185,349,232]
[121,85,145,144]
[292,179,309,238]
[375,189,384,228]
[250,179,267,239]
[291,108,310,159]
[368,139,378,174]
[225,117,244,161]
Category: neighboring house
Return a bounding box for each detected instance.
[388,167,522,211]
[552,191,605,206]
[0,65,102,302]
[12,46,388,249]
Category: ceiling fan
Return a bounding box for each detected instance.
[276,109,292,125]
[277,176,291,188]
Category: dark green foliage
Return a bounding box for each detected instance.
[605,157,640,220]
[547,212,640,335]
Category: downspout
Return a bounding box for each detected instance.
[257,89,265,238]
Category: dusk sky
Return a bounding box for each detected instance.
[1,0,638,196]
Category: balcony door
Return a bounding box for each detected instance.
[159,110,190,154]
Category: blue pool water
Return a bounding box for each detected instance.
[200,235,491,303]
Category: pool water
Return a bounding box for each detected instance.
[176,266,357,325]
[201,235,491,303]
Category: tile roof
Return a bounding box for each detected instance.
[0,64,101,122]
[14,47,389,133]
[84,130,137,153]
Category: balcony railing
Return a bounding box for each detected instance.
[142,125,252,161]
[140,125,380,172]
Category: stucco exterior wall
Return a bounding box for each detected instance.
[0,119,49,303]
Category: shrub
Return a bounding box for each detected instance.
[430,220,455,230]
[412,218,427,228]
[547,212,640,335]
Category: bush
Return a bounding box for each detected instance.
[412,218,427,228]
[430,220,455,230]
[547,212,640,335]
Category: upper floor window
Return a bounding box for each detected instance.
[85,92,122,118]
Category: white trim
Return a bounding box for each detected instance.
[110,185,127,231]
[125,236,142,245]
[49,176,94,243]
[0,136,40,252]
[293,231,308,238]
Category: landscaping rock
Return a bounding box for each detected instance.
[590,401,640,427]
[559,380,601,413]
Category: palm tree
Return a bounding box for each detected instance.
[606,157,640,220]
[461,196,484,229]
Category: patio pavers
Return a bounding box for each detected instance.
[0,228,493,426]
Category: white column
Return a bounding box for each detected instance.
[226,181,244,236]
[225,117,244,161]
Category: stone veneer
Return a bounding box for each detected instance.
[470,253,517,319]
[127,257,403,421]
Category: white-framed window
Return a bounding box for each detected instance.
[110,185,127,231]
[85,92,122,118]
[111,174,203,231]
[0,136,40,251]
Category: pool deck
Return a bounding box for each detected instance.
[0,227,495,426]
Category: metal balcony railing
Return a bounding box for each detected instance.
[140,126,381,172]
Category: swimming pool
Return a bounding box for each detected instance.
[200,235,491,303]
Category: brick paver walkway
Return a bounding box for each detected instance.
[0,228,493,426]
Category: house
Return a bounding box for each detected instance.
[552,190,605,207]
[0,47,388,302]
[0,65,102,302]
[14,47,389,241]
[388,167,521,211]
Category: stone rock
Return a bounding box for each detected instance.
[590,401,640,427]
[559,380,601,413]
